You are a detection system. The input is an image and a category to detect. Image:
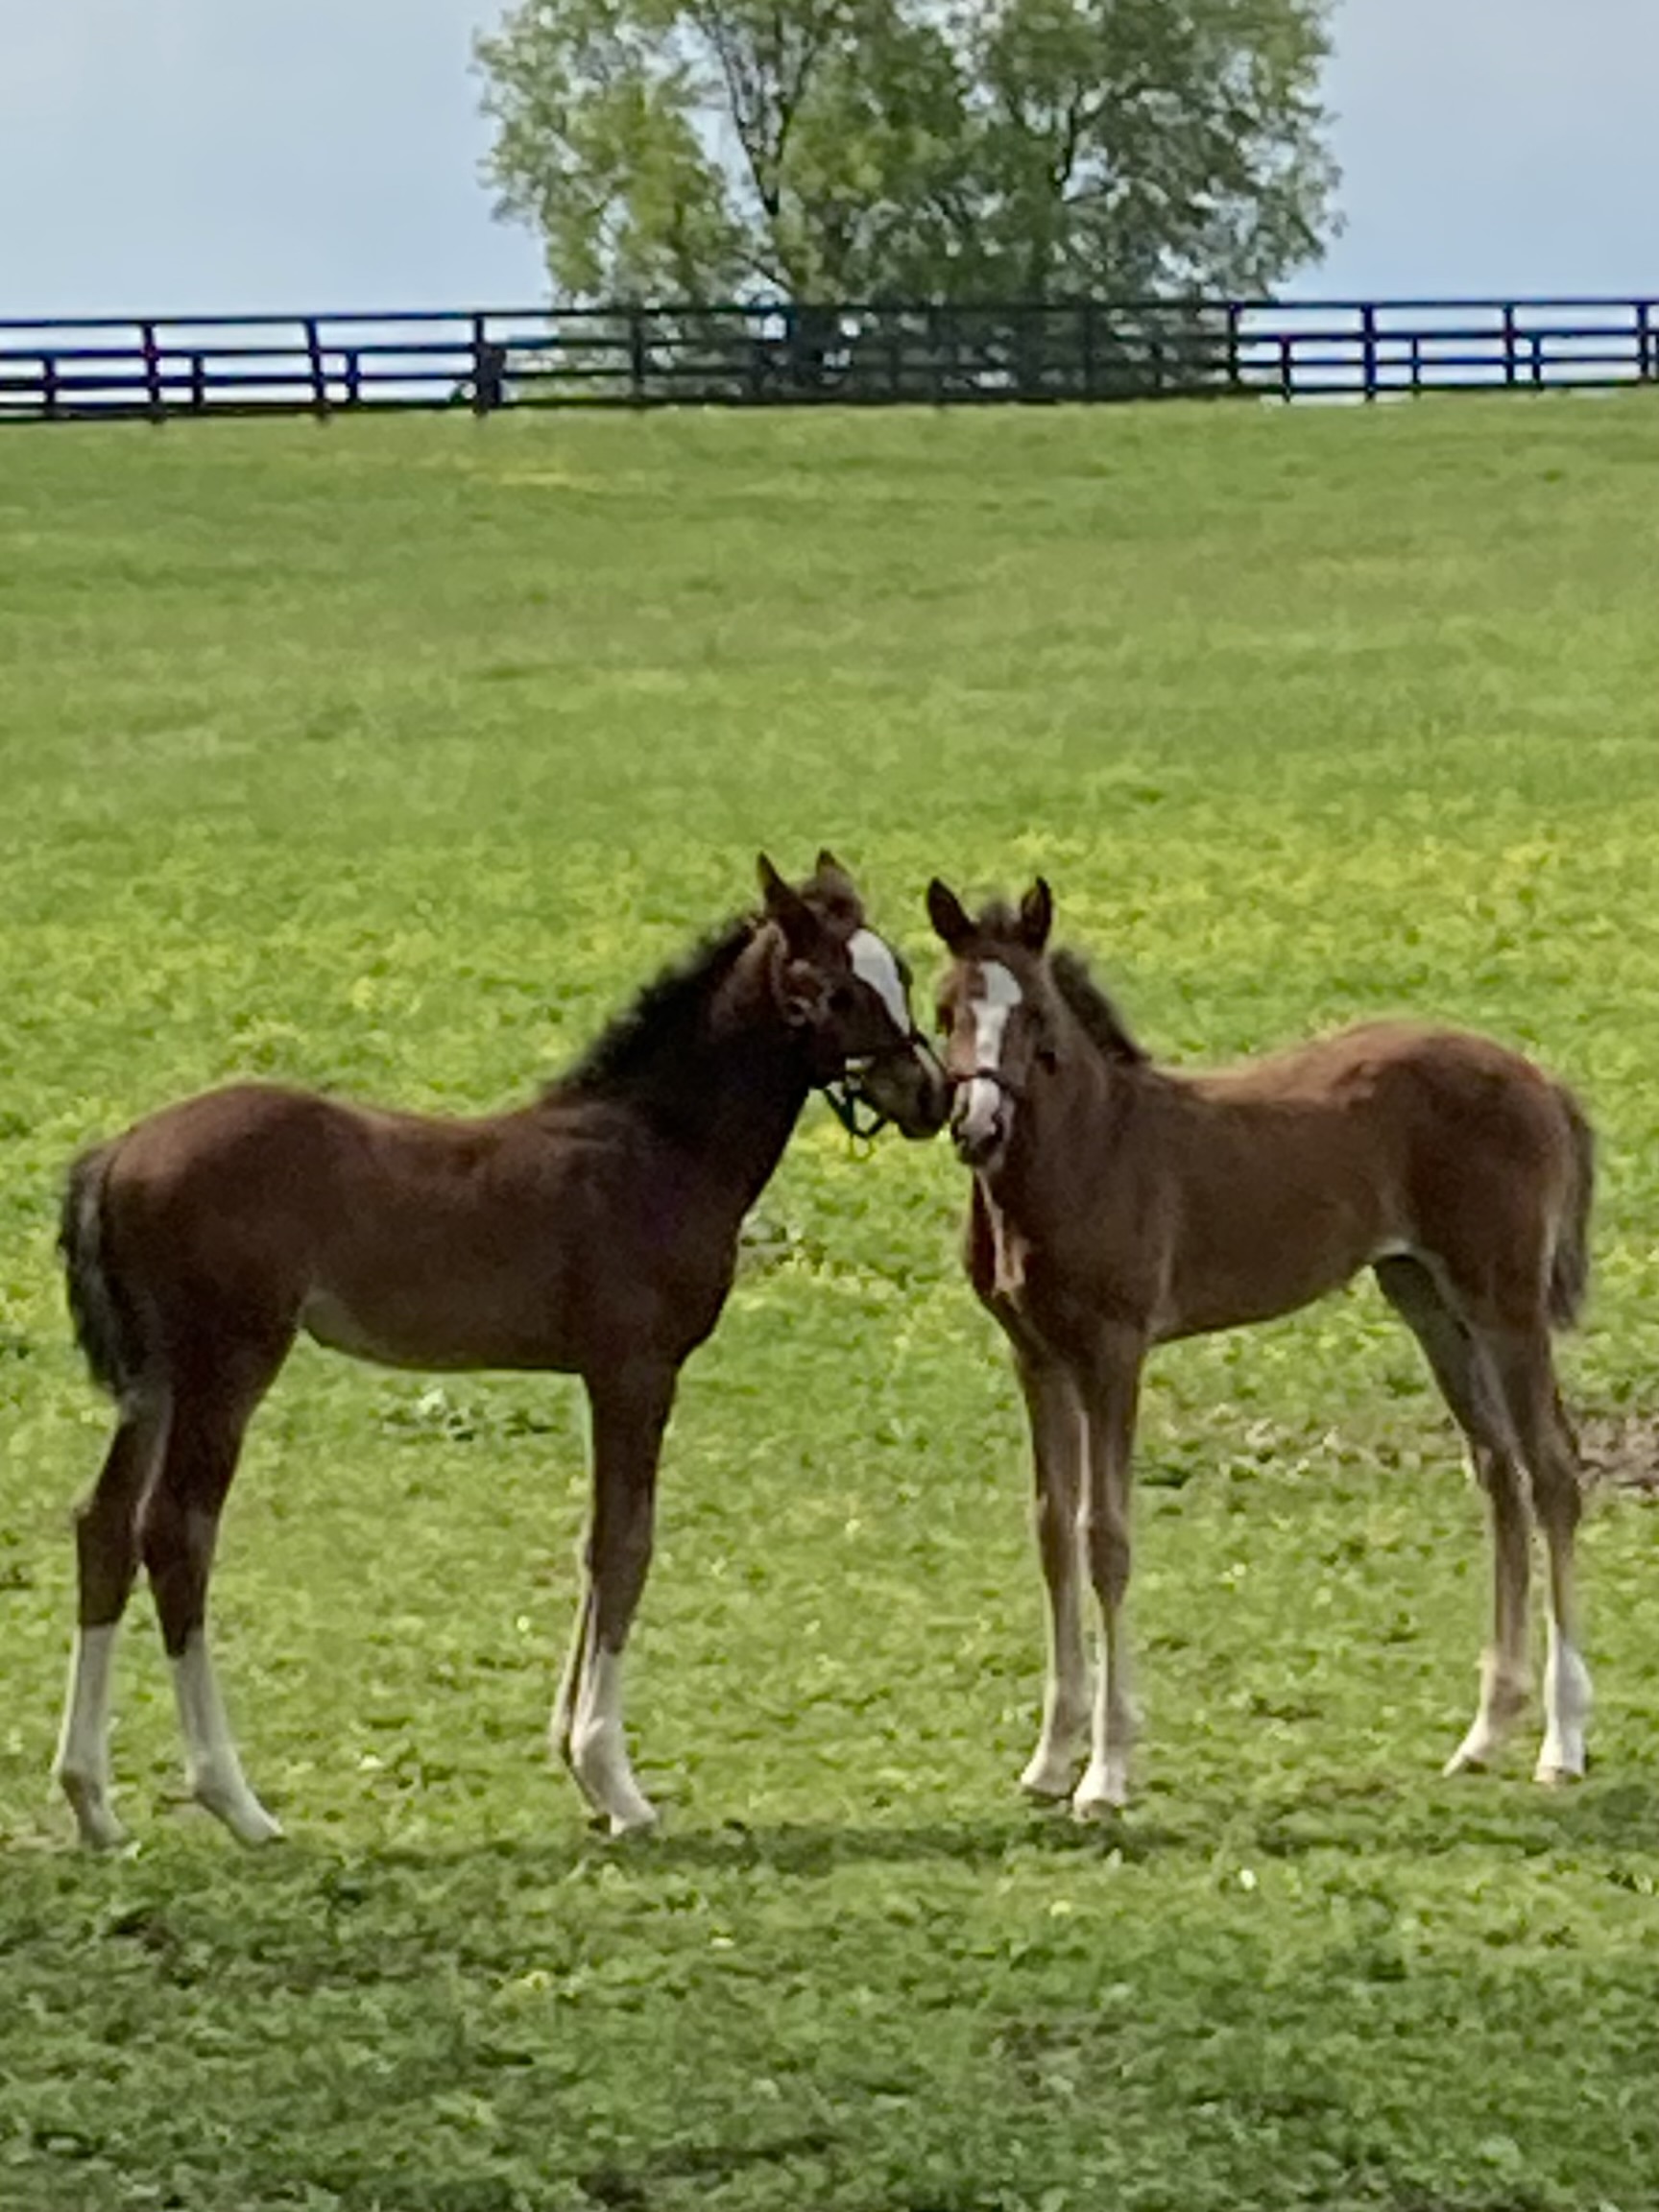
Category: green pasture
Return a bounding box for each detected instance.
[2,394,1658,2211]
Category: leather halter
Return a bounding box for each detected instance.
[819,1026,934,1146]
[948,1064,1026,1105]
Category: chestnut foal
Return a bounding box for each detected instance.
[927,878,1596,1818]
[55,854,947,1846]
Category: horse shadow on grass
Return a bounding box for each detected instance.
[341,1760,1659,1887]
[360,1804,1189,1885]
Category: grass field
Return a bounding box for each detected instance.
[3,393,1659,2212]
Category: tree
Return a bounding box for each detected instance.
[474,0,1338,305]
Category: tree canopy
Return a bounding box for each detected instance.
[475,0,1339,304]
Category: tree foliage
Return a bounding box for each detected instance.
[475,0,1338,303]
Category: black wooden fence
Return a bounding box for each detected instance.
[3,298,1656,422]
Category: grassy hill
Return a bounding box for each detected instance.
[2,396,1658,2209]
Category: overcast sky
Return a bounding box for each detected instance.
[2,0,1654,318]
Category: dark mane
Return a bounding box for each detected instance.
[1049,949,1148,1068]
[549,915,757,1112]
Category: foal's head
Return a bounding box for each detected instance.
[928,877,1149,1171]
[926,877,1063,1171]
[758,851,950,1141]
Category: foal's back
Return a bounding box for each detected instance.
[1115,1021,1581,1341]
[84,1078,703,1377]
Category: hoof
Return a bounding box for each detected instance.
[1019,1750,1081,1804]
[606,1801,660,1839]
[1442,1743,1494,1779]
[1532,1753,1585,1789]
[192,1779,285,1846]
[569,1732,658,1837]
[58,1771,129,1853]
[1070,1761,1130,1822]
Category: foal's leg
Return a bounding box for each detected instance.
[143,1347,289,1843]
[53,1394,170,1848]
[1374,1259,1530,1774]
[548,1577,593,1767]
[562,1359,677,1835]
[1484,1322,1592,1784]
[1071,1326,1145,1819]
[1012,1349,1091,1801]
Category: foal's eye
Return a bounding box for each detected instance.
[828,984,858,1018]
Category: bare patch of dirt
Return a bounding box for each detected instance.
[1577,1413,1659,1493]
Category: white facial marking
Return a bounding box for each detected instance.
[171,1631,283,1843]
[960,961,1022,1150]
[55,1624,127,1847]
[848,928,911,1030]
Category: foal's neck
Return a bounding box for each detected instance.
[697,935,816,1205]
[994,1003,1126,1215]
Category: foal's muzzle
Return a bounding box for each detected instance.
[950,1066,1022,1168]
[827,1034,950,1143]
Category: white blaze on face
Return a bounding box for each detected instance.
[959,960,1022,1151]
[848,928,911,1033]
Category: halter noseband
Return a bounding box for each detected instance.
[949,1064,1027,1105]
[819,1027,933,1147]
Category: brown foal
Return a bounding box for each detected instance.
[54,854,947,1846]
[927,878,1596,1818]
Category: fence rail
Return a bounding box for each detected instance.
[2,299,1656,422]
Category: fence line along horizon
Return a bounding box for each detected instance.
[3,296,1656,421]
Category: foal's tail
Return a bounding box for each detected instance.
[1548,1085,1596,1332]
[59,1144,149,1406]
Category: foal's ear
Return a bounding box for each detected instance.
[1019,878,1053,951]
[813,848,861,923]
[757,852,820,950]
[926,878,974,951]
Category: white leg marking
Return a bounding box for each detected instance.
[568,1646,657,1835]
[958,962,1022,1151]
[1535,1623,1592,1785]
[54,1625,128,1850]
[1073,1550,1135,1820]
[1072,1629,1134,1820]
[1021,1526,1091,1800]
[1444,1647,1530,1775]
[848,929,912,1029]
[171,1632,283,1844]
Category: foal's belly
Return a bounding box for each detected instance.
[298,1285,578,1375]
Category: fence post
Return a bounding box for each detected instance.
[1638,301,1653,382]
[344,349,362,407]
[304,317,330,419]
[1502,303,1518,388]
[190,352,207,414]
[629,309,648,406]
[1278,333,1293,402]
[470,316,506,415]
[140,321,165,422]
[1360,301,1378,400]
[42,354,60,421]
[1225,301,1242,393]
[1530,331,1545,388]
